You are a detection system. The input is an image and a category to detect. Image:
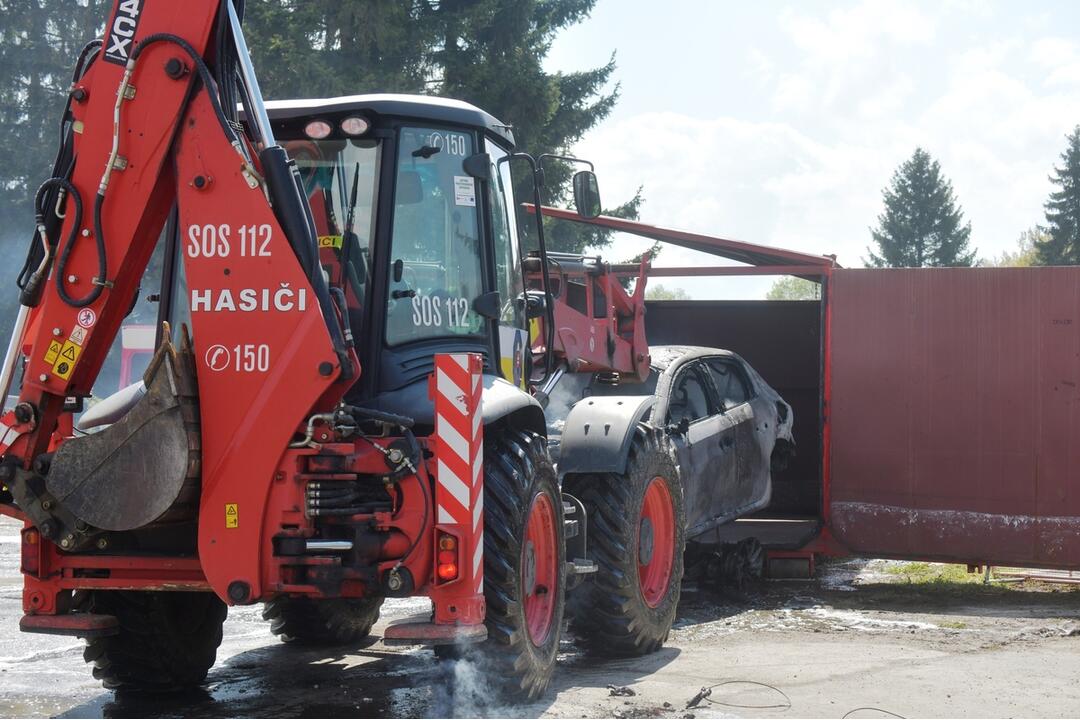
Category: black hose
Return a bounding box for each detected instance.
[130,33,241,145]
[383,428,430,571]
[17,39,101,305]
[53,192,104,308]
[343,405,415,429]
[30,178,84,307]
[57,32,246,310]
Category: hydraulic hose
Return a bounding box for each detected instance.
[62,32,258,311]
[128,33,248,156]
[33,178,91,308]
[17,39,101,308]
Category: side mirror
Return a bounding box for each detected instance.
[517,291,547,319]
[462,152,492,180]
[572,170,602,219]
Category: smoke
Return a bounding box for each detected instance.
[428,654,533,719]
[0,231,30,332]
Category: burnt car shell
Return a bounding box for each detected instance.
[548,345,795,541]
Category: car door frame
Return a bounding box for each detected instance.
[703,355,771,520]
[661,357,742,538]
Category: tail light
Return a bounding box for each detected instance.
[21,528,40,576]
[436,532,458,582]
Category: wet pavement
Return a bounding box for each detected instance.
[2,517,1080,718]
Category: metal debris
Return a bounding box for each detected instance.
[609,684,637,697]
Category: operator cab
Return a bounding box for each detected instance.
[265,95,533,421]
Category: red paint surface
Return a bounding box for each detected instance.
[829,267,1080,568]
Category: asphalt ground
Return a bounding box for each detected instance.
[1,517,1078,718]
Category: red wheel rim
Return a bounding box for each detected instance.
[638,476,676,608]
[522,492,558,646]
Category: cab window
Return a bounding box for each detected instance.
[488,141,523,327]
[386,127,484,346]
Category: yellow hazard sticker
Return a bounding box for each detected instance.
[43,340,62,365]
[318,235,343,249]
[225,503,239,529]
[51,340,82,380]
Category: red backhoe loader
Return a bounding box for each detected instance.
[0,0,685,698]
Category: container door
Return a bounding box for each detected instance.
[828,267,1080,568]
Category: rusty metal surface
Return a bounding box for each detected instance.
[829,267,1080,568]
[530,205,837,268]
[645,300,822,517]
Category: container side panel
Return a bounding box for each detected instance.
[830,267,1080,567]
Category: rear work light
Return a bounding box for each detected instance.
[340,116,370,136]
[304,119,333,140]
[436,532,459,582]
[21,528,40,576]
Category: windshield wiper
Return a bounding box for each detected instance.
[344,162,360,241]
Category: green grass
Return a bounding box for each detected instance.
[883,562,984,585]
[938,620,968,629]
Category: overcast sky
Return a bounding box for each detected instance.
[544,0,1080,298]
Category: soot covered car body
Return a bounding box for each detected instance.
[550,345,795,540]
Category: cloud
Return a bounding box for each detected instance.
[576,112,884,298]
[779,0,936,63]
[559,1,1080,299]
[771,0,935,115]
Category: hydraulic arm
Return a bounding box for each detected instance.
[0,1,358,607]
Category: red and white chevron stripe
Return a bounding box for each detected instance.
[432,352,485,599]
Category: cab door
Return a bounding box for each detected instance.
[485,140,529,387]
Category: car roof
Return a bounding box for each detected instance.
[263,93,515,147]
[650,345,738,371]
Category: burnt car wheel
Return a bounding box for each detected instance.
[565,426,686,656]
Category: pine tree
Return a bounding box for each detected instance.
[0,0,111,231]
[866,148,975,268]
[0,2,636,255]
[243,0,638,254]
[1034,127,1080,265]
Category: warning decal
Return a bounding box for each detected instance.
[454,176,476,207]
[51,340,82,380]
[69,326,87,346]
[44,340,62,365]
[77,308,97,329]
[225,503,239,529]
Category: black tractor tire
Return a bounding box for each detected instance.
[564,426,686,657]
[468,428,566,700]
[81,590,226,691]
[262,596,383,646]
